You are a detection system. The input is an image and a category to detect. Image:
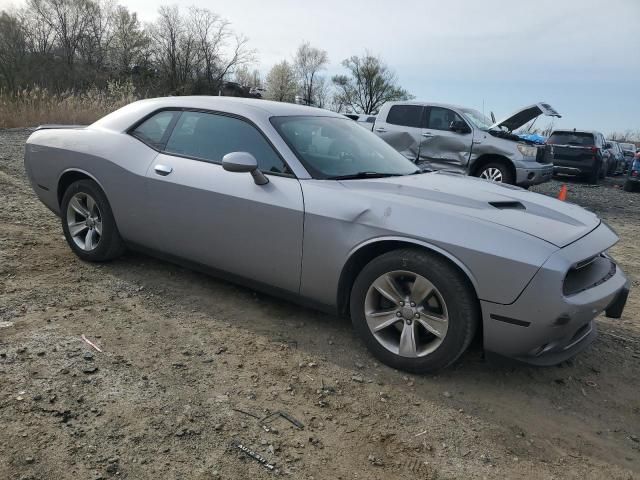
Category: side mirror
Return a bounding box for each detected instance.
[222,152,268,185]
[449,120,470,134]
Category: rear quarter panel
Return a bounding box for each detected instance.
[25,128,159,243]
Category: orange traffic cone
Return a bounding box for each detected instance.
[557,184,568,201]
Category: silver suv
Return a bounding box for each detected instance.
[373,101,560,187]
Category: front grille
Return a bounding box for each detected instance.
[536,144,552,164]
[563,255,616,296]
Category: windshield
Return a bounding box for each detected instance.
[460,108,493,131]
[271,116,419,179]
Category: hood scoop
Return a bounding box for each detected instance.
[489,201,526,210]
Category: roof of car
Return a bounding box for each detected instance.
[383,100,469,110]
[550,129,602,135]
[93,96,342,131]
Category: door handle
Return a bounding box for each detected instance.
[422,132,434,137]
[154,164,173,176]
[375,127,387,133]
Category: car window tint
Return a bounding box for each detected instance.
[386,105,423,128]
[131,111,177,148]
[165,111,289,174]
[547,132,595,146]
[427,107,465,131]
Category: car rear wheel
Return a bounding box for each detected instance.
[61,179,125,262]
[477,162,514,185]
[587,164,600,185]
[349,249,479,373]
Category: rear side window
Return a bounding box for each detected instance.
[547,132,595,146]
[164,111,290,174]
[426,107,465,131]
[131,111,177,149]
[386,105,423,128]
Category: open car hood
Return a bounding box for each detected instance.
[490,102,561,132]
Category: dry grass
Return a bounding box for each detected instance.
[0,80,138,128]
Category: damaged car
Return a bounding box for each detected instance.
[373,101,561,187]
[24,97,629,373]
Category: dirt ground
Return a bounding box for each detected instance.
[1,128,639,480]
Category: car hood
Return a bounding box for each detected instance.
[490,102,561,132]
[340,172,599,248]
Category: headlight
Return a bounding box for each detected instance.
[517,144,538,157]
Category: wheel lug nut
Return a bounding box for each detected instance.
[410,302,416,307]
[406,319,412,325]
[396,312,402,317]
[415,313,420,318]
[399,301,404,307]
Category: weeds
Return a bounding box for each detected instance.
[0,80,139,128]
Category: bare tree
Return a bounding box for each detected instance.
[234,65,261,88]
[148,6,189,92]
[313,76,331,109]
[265,60,297,102]
[332,53,411,114]
[78,0,115,70]
[19,6,55,56]
[0,11,27,91]
[189,6,253,92]
[110,5,148,73]
[27,0,93,67]
[293,41,328,106]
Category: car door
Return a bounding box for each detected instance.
[419,106,473,173]
[373,104,425,164]
[144,110,304,294]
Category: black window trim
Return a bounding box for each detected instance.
[127,107,296,178]
[128,108,182,151]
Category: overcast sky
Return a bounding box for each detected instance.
[2,0,639,133]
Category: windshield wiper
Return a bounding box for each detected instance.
[327,171,406,180]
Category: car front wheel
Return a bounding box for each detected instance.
[350,249,479,373]
[60,179,125,262]
[477,162,514,185]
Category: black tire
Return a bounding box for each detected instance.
[476,162,515,185]
[624,180,636,192]
[60,179,125,262]
[587,164,600,185]
[349,248,479,373]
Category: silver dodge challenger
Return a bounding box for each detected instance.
[24,97,630,372]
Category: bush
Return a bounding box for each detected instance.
[0,80,139,128]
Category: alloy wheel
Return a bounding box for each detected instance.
[480,167,503,182]
[364,270,449,358]
[66,192,102,251]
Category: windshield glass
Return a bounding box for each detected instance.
[271,116,419,179]
[460,108,493,131]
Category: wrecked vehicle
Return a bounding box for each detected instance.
[24,97,629,372]
[373,101,561,187]
[547,130,611,184]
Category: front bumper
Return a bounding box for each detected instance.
[515,163,553,186]
[481,223,629,366]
